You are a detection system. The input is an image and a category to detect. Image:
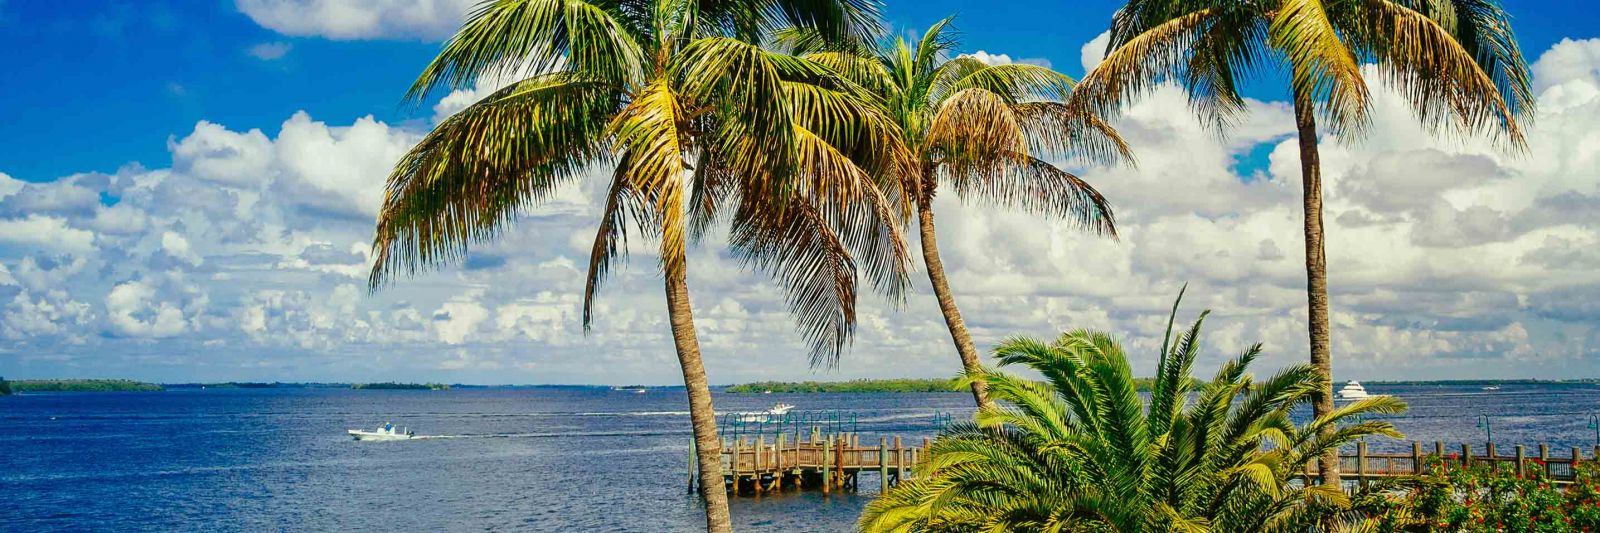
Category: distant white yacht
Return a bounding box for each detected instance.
[348,422,414,441]
[736,403,795,423]
[1336,381,1370,401]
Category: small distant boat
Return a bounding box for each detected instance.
[348,422,414,441]
[634,388,647,394]
[736,403,795,423]
[612,386,648,393]
[1482,385,1501,391]
[1336,381,1370,401]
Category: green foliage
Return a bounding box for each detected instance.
[860,292,1408,532]
[0,376,10,395]
[1354,458,1600,532]
[351,382,450,390]
[9,379,163,392]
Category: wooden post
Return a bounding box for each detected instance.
[879,437,889,494]
[1539,443,1549,478]
[687,438,698,494]
[821,437,831,495]
[754,435,764,495]
[1515,445,1525,478]
[1576,447,1586,482]
[778,433,787,489]
[1462,443,1472,467]
[909,448,918,481]
[1412,441,1423,474]
[835,435,846,489]
[1435,441,1445,470]
[893,436,903,486]
[1357,441,1368,488]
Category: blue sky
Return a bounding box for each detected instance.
[1,1,1599,384]
[4,0,1589,182]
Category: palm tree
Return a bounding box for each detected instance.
[368,2,913,531]
[861,291,1408,532]
[791,19,1131,407]
[1075,0,1533,486]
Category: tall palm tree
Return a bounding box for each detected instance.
[792,20,1131,407]
[368,2,912,531]
[1075,0,1533,486]
[861,292,1408,532]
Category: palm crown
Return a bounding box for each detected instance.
[783,19,1135,406]
[861,291,1408,532]
[370,0,915,363]
[804,19,1131,228]
[1077,0,1534,142]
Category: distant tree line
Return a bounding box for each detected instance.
[7,379,163,392]
[350,382,450,390]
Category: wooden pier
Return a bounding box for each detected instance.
[688,439,1600,496]
[688,432,929,496]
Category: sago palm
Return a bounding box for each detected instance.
[367,1,914,531]
[861,291,1408,532]
[790,19,1132,407]
[1075,0,1533,486]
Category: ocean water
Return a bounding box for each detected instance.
[4,383,1599,531]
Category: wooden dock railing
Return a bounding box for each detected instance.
[1311,441,1600,487]
[691,438,1600,496]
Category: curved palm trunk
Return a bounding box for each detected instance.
[1292,89,1338,490]
[916,194,994,409]
[664,263,732,533]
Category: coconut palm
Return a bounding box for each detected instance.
[788,19,1131,407]
[368,1,913,531]
[861,292,1408,532]
[1074,0,1533,486]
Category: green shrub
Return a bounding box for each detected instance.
[1354,457,1600,531]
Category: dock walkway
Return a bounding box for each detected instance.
[688,438,1600,496]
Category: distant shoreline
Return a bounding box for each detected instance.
[7,379,164,393]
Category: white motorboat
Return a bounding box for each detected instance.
[1336,381,1370,401]
[736,403,795,423]
[348,422,414,441]
[1482,385,1501,391]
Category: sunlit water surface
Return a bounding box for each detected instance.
[4,383,1598,531]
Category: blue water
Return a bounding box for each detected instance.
[3,383,1599,531]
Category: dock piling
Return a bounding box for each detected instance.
[878,437,888,494]
[687,438,697,494]
[1411,441,1422,474]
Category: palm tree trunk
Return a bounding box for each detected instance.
[664,263,732,533]
[916,192,994,409]
[1292,88,1338,490]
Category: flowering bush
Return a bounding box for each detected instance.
[1353,456,1600,532]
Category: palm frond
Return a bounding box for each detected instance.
[405,0,645,103]
[1270,0,1372,133]
[1353,0,1530,148]
[371,74,619,288]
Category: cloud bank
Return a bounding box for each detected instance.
[3,39,1599,384]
